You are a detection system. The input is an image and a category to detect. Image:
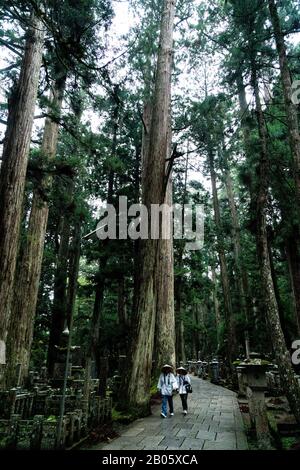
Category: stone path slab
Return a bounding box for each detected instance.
[92,378,248,450]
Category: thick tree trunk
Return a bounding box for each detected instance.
[155,177,176,371]
[131,105,151,321]
[268,242,291,346]
[208,150,236,367]
[132,144,142,318]
[236,72,268,347]
[285,231,300,334]
[126,0,176,414]
[251,60,300,424]
[141,102,152,195]
[267,0,300,334]
[155,75,175,371]
[0,15,44,377]
[268,0,300,200]
[223,163,250,358]
[4,76,66,388]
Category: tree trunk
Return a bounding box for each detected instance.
[116,276,129,357]
[195,302,205,359]
[154,177,176,371]
[0,14,44,377]
[268,0,300,200]
[175,150,189,364]
[175,280,186,364]
[191,307,197,359]
[126,0,176,415]
[211,264,221,348]
[223,161,251,358]
[267,0,300,334]
[268,240,291,346]
[86,89,122,374]
[107,91,121,202]
[236,71,268,348]
[285,230,300,334]
[155,67,175,370]
[141,102,152,195]
[117,276,127,329]
[87,265,105,377]
[66,221,81,330]
[4,76,66,388]
[208,150,236,367]
[47,214,71,376]
[178,318,186,364]
[251,58,300,424]
[132,143,142,318]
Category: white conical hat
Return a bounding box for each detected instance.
[161,364,173,370]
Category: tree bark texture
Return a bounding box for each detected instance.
[209,150,236,366]
[4,76,66,388]
[251,59,300,424]
[127,0,176,414]
[268,0,300,201]
[47,215,71,376]
[0,15,44,372]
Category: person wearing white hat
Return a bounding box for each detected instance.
[176,366,191,415]
[157,364,177,418]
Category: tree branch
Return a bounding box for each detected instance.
[0,38,23,57]
[0,63,19,73]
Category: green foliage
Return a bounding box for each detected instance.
[2,0,300,419]
[281,437,298,450]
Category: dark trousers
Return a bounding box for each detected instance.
[180,393,188,411]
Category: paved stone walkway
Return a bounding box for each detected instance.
[93,378,248,450]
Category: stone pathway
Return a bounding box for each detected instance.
[92,378,248,450]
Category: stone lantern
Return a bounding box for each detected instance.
[237,359,273,449]
[202,361,208,379]
[197,360,203,378]
[236,365,247,397]
[210,358,220,384]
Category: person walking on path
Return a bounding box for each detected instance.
[176,366,191,415]
[157,364,177,418]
